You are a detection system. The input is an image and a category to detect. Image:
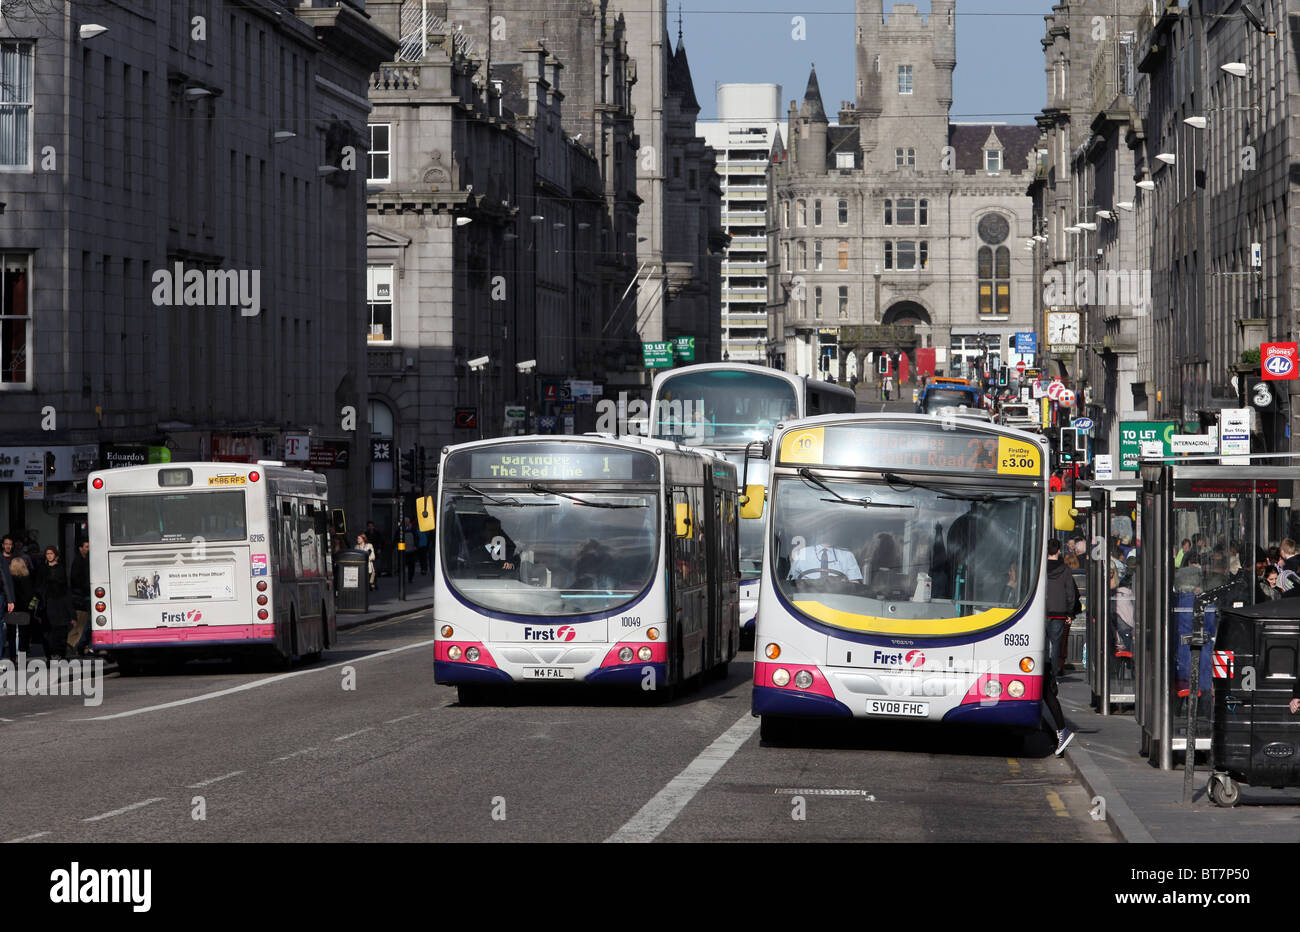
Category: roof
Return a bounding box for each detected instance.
[668,37,700,113]
[947,124,1040,173]
[799,65,827,123]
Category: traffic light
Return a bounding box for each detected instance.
[44,451,56,478]
[399,447,416,487]
[1059,427,1077,465]
[416,446,427,485]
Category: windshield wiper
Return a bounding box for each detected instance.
[460,484,553,507]
[799,468,913,509]
[527,483,647,509]
[882,472,1018,504]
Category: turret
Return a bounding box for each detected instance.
[796,64,828,175]
[931,0,956,112]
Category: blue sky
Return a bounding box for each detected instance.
[682,0,1049,124]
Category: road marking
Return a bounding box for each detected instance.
[271,747,318,762]
[606,712,758,843]
[6,832,49,843]
[83,798,165,822]
[81,639,437,721]
[384,712,419,724]
[773,788,876,800]
[333,728,373,742]
[1007,758,1021,776]
[1045,790,1069,818]
[186,770,244,788]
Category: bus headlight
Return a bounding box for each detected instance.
[465,647,480,662]
[1007,680,1025,698]
[765,643,781,660]
[772,668,791,687]
[618,647,634,663]
[440,625,454,638]
[982,679,1003,698]
[793,670,814,689]
[637,646,653,662]
[448,645,463,660]
[1019,657,1035,673]
[646,627,659,641]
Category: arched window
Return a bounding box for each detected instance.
[978,246,1011,315]
[797,199,807,226]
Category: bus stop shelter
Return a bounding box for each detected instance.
[1081,481,1141,715]
[1136,461,1300,770]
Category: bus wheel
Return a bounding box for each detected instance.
[760,715,794,746]
[300,604,325,664]
[115,655,142,677]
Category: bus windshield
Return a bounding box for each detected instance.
[441,490,658,617]
[770,475,1041,631]
[654,370,798,446]
[108,491,248,545]
[923,388,979,413]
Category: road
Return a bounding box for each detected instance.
[0,611,1111,843]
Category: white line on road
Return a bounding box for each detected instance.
[606,712,759,843]
[383,712,419,724]
[271,747,318,762]
[186,771,245,788]
[333,728,373,742]
[80,638,437,721]
[82,798,165,822]
[6,832,50,843]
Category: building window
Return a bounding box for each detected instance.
[838,199,848,225]
[895,147,915,168]
[798,241,807,270]
[673,157,681,178]
[814,241,823,271]
[919,199,929,225]
[895,149,904,168]
[837,240,849,270]
[797,199,806,226]
[782,200,789,229]
[884,199,893,225]
[898,65,913,95]
[885,241,927,271]
[782,242,790,268]
[0,253,30,385]
[814,199,822,226]
[689,168,697,188]
[814,286,823,319]
[985,149,1002,173]
[367,264,394,342]
[907,148,916,165]
[978,246,1010,314]
[896,198,916,225]
[884,241,892,269]
[836,151,854,170]
[0,42,34,170]
[838,285,848,318]
[367,123,390,183]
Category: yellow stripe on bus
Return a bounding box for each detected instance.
[790,601,1017,636]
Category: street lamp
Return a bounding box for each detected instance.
[468,356,489,439]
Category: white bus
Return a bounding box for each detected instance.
[431,435,739,700]
[87,462,335,672]
[749,414,1050,742]
[649,363,855,635]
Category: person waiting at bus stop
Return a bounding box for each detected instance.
[1044,538,1077,755]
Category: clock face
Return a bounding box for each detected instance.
[1047,312,1080,345]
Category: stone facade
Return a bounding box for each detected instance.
[771,1,1039,394]
[0,0,393,547]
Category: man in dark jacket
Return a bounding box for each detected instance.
[68,541,91,656]
[0,548,13,661]
[1043,538,1077,755]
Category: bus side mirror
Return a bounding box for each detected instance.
[739,485,765,520]
[331,509,347,537]
[675,503,694,538]
[1052,494,1076,532]
[416,496,435,533]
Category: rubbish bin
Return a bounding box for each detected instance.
[1208,600,1300,807]
[334,549,370,614]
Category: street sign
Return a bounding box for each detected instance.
[1047,380,1064,400]
[541,380,561,403]
[642,341,673,369]
[1014,332,1037,354]
[1094,454,1114,480]
[1071,416,1095,432]
[1058,389,1076,407]
[454,408,478,430]
[1170,433,1217,454]
[1118,420,1177,474]
[672,336,696,362]
[1015,360,1027,375]
[1219,408,1250,464]
[1261,342,1298,380]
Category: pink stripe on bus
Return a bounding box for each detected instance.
[93,624,276,645]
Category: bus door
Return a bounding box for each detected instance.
[670,482,705,680]
[703,464,721,668]
[276,495,302,629]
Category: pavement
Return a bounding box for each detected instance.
[1056,664,1300,842]
[334,572,434,631]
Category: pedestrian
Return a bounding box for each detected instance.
[356,533,377,591]
[0,546,13,664]
[1258,566,1282,602]
[1174,538,1191,568]
[402,517,418,583]
[884,375,893,401]
[1281,538,1300,575]
[5,555,35,661]
[366,520,388,578]
[417,525,431,578]
[38,546,75,660]
[1043,538,1077,755]
[68,540,91,656]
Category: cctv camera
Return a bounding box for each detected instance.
[516,359,537,372]
[468,355,490,370]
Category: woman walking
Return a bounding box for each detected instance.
[39,546,75,660]
[5,555,35,661]
[356,533,377,591]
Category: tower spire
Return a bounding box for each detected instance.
[677,4,683,45]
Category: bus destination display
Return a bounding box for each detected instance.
[780,425,1041,477]
[448,444,658,482]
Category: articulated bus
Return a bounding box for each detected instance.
[431,435,739,700]
[749,414,1050,742]
[648,363,855,634]
[87,462,335,672]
